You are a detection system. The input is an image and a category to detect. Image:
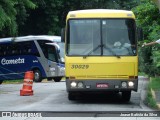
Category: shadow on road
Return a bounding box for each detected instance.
[71,92,133,104]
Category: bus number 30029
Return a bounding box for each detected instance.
[71,64,89,69]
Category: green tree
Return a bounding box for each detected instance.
[0,0,36,37]
[19,0,138,36]
[132,0,160,76]
[0,0,139,37]
[152,0,160,10]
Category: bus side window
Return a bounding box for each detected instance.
[31,41,40,57]
[47,46,57,62]
[11,43,18,55]
[0,46,2,56]
[42,47,48,58]
[19,41,32,55]
[37,40,52,58]
[6,45,12,56]
[3,45,8,56]
[16,42,23,55]
[1,45,6,56]
[22,48,27,54]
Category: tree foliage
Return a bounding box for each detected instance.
[2,0,160,76]
[0,0,139,37]
[132,0,160,76]
[0,0,36,37]
[0,0,159,76]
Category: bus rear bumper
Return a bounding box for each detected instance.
[66,79,138,92]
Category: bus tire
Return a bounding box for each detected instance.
[47,77,53,81]
[33,69,42,82]
[0,81,3,84]
[54,77,62,82]
[122,91,131,102]
[68,92,76,100]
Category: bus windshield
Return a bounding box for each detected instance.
[57,42,65,62]
[67,19,136,56]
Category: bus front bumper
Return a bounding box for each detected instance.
[66,79,138,92]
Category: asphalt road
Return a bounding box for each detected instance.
[0,76,159,120]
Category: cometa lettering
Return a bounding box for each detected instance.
[1,58,25,65]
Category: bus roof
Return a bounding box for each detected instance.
[67,9,135,19]
[0,35,61,43]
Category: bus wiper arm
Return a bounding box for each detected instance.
[83,44,120,58]
[83,45,101,58]
[103,45,120,58]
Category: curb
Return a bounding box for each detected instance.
[150,77,160,109]
[158,104,160,109]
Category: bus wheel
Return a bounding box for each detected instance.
[122,91,131,102]
[33,69,42,82]
[0,81,3,84]
[54,77,62,82]
[68,92,76,100]
[47,77,53,81]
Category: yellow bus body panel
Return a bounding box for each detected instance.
[67,9,135,19]
[65,56,138,80]
[65,9,137,80]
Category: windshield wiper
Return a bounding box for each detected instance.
[103,44,121,58]
[83,44,120,58]
[83,45,101,58]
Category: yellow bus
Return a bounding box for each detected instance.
[62,9,142,102]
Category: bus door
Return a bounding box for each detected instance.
[36,40,64,82]
[45,43,64,82]
[45,43,59,77]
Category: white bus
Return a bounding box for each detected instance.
[0,35,65,84]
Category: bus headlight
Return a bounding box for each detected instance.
[71,81,77,88]
[128,81,134,87]
[77,82,84,88]
[121,82,127,88]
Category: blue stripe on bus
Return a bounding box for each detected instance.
[57,63,65,67]
[0,55,46,80]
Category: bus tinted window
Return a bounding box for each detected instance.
[0,41,40,57]
[47,46,57,62]
[37,40,58,62]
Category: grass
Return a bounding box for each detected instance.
[139,72,160,109]
[144,78,159,109]
[2,79,23,84]
[150,78,160,90]
[145,88,158,109]
[1,78,65,84]
[138,72,148,76]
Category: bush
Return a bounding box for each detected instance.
[144,82,158,109]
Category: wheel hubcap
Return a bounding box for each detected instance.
[34,72,39,80]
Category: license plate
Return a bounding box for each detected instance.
[96,83,108,88]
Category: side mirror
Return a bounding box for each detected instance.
[61,28,65,42]
[60,57,65,63]
[137,27,143,41]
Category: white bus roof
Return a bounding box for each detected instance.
[0,35,61,43]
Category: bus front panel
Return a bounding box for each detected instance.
[65,56,138,92]
[65,17,138,92]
